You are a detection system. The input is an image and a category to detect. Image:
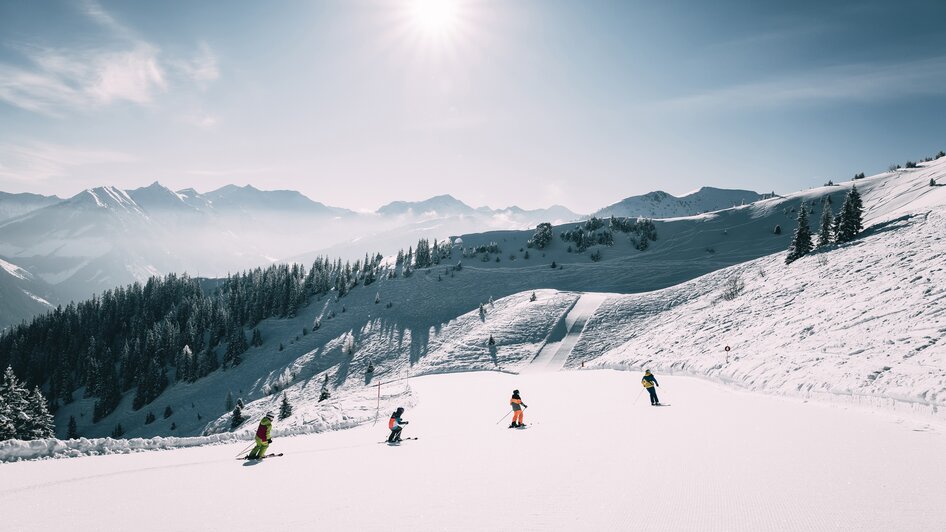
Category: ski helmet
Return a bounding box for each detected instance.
[396,407,404,414]
[265,412,275,419]
[513,389,519,395]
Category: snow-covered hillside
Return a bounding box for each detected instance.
[31,156,946,441]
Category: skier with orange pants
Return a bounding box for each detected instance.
[509,389,528,428]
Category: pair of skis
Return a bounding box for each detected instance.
[381,437,419,444]
[238,453,284,460]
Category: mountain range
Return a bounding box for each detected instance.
[0,182,765,329]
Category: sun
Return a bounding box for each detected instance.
[409,0,460,37]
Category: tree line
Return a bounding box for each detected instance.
[0,253,386,427]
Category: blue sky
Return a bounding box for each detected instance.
[1,0,944,213]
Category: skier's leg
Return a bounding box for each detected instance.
[248,439,263,459]
[393,427,402,441]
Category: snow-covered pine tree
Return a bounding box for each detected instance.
[24,387,54,439]
[279,393,292,420]
[0,367,29,441]
[817,198,834,248]
[835,185,864,243]
[319,374,330,402]
[230,404,244,429]
[786,203,813,264]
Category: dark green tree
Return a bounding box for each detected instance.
[786,204,813,264]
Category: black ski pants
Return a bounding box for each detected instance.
[388,426,402,442]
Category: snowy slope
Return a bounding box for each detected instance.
[0,257,54,331]
[40,157,946,441]
[3,371,945,531]
[566,162,946,415]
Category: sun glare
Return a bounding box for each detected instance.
[410,0,460,37]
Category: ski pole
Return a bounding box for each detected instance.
[235,442,255,458]
[495,409,514,425]
[632,387,645,406]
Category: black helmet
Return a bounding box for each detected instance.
[396,407,404,414]
[513,389,519,394]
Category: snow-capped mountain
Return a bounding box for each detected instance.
[0,184,581,328]
[594,186,767,219]
[0,191,61,222]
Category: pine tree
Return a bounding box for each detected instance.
[67,415,78,439]
[931,178,936,187]
[817,198,834,248]
[231,405,245,429]
[21,387,54,439]
[786,204,813,264]
[111,424,124,438]
[145,411,156,425]
[835,185,864,243]
[319,374,330,402]
[530,292,537,302]
[0,367,29,441]
[163,405,173,419]
[279,393,292,420]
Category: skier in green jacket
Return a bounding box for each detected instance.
[247,412,274,459]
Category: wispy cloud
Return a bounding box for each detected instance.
[0,0,217,116]
[0,142,135,182]
[655,55,946,111]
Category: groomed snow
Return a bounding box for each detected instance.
[2,370,944,531]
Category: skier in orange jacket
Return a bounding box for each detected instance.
[509,389,528,428]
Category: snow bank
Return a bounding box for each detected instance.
[0,414,368,463]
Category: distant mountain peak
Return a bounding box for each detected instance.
[594,186,765,219]
[377,194,475,217]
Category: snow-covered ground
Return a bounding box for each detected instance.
[3,370,944,531]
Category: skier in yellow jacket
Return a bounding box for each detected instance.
[641,370,660,406]
[246,412,274,459]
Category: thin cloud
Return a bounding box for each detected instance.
[0,142,136,183]
[655,55,946,111]
[0,1,216,115]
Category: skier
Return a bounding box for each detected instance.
[387,407,409,443]
[641,370,660,405]
[509,389,528,428]
[246,412,274,459]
